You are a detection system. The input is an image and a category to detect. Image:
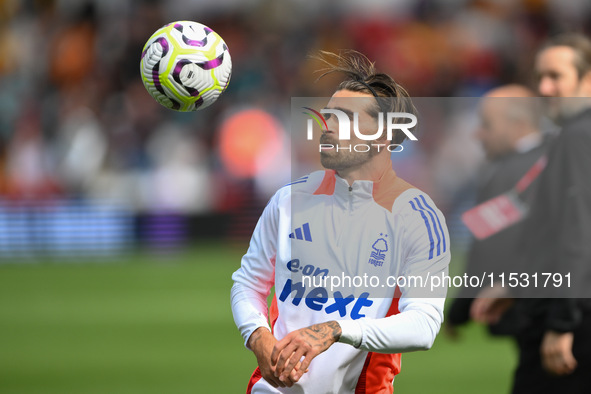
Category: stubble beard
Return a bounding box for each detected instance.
[319,134,378,171]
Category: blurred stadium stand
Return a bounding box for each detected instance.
[1,0,590,258]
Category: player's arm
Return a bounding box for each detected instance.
[335,195,451,353]
[337,259,449,354]
[230,190,303,387]
[271,276,448,382]
[338,196,450,354]
[230,192,283,386]
[270,292,446,383]
[230,193,278,349]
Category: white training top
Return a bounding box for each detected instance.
[231,169,450,394]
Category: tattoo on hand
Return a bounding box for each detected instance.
[301,321,341,348]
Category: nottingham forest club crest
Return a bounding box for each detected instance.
[368,233,388,267]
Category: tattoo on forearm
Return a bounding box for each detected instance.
[248,327,265,349]
[301,321,342,348]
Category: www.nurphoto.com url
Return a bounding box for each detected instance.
[301,272,572,292]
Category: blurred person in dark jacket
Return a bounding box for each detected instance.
[447,84,548,338]
[472,33,591,394]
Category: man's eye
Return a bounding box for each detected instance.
[545,71,560,81]
[323,113,332,121]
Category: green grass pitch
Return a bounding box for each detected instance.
[0,244,515,393]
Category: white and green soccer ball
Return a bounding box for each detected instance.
[140,21,232,111]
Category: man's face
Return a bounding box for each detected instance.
[319,90,386,171]
[535,46,590,120]
[477,100,515,159]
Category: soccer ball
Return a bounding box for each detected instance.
[140,21,232,112]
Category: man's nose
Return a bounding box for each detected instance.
[538,77,555,96]
[323,116,337,134]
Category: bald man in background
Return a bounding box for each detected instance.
[447,85,549,337]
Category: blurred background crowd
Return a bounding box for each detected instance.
[1,0,590,257]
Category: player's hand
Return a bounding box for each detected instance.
[247,327,302,388]
[541,330,577,376]
[271,321,341,384]
[470,286,513,324]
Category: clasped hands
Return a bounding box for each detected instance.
[248,321,342,388]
